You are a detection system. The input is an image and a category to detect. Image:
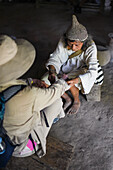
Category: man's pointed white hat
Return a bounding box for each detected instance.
[66,15,88,41]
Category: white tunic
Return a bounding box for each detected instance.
[46,37,98,94]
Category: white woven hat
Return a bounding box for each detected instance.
[66,15,88,42]
[0,35,36,84]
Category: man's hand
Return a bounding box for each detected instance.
[27,78,49,88]
[32,79,49,88]
[58,74,68,80]
[48,73,56,84]
[67,77,81,86]
[48,65,57,84]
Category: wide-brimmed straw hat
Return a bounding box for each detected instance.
[0,35,36,85]
[66,15,88,42]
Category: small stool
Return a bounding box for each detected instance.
[86,45,111,102]
[86,85,101,101]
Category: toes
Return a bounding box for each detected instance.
[67,108,76,115]
[67,101,81,115]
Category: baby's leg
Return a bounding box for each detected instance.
[67,86,81,115]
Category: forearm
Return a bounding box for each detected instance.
[35,79,70,110]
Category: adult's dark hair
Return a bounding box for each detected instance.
[63,33,93,50]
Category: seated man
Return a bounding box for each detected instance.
[0,35,72,168]
[43,15,104,115]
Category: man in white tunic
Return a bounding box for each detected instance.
[45,15,103,115]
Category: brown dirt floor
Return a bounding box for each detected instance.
[0,1,113,170]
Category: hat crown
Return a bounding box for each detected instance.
[72,15,79,27]
[66,15,88,41]
[0,35,17,66]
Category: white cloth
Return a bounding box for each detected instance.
[46,37,98,94]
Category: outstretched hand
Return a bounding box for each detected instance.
[27,78,49,88]
[33,79,49,88]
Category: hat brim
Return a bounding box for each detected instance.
[0,39,36,84]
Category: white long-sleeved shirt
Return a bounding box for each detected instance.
[46,37,98,94]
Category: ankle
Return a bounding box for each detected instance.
[62,94,71,101]
[74,97,80,103]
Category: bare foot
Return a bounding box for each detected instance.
[62,93,72,110]
[67,101,81,115]
[63,99,72,110]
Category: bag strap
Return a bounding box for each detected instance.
[68,49,83,59]
[0,85,26,121]
[2,85,26,102]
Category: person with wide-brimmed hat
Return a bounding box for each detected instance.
[0,35,71,167]
[44,15,104,115]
